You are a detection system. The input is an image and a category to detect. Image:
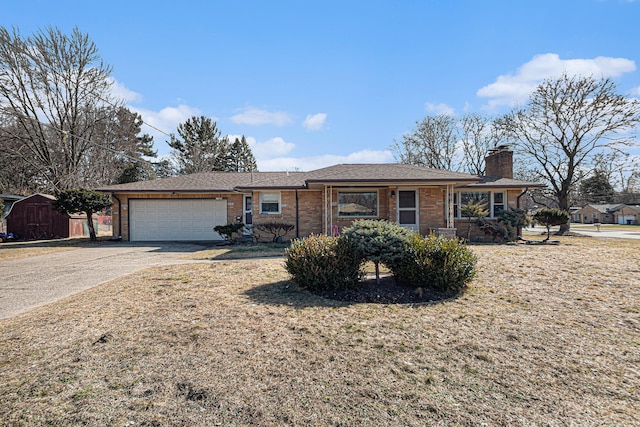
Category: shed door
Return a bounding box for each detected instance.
[130,199,227,241]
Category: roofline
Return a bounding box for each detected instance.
[98,189,239,194]
[305,178,481,184]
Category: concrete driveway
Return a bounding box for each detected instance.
[0,242,209,320]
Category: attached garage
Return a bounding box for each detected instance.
[129,199,227,241]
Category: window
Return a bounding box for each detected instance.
[453,191,505,218]
[493,192,505,217]
[260,192,280,214]
[338,191,378,217]
[454,191,490,218]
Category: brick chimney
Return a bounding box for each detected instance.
[485,145,513,178]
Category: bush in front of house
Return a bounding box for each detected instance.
[498,208,531,242]
[391,233,478,292]
[341,219,414,284]
[213,223,245,241]
[254,221,295,242]
[284,234,364,291]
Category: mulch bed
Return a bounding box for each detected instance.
[315,274,459,304]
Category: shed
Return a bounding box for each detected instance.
[6,194,88,240]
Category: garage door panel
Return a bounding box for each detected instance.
[130,199,227,241]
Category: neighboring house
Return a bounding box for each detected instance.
[98,148,544,242]
[573,204,625,224]
[5,194,90,240]
[616,205,640,225]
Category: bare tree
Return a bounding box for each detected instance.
[497,73,640,234]
[392,114,459,170]
[459,113,500,175]
[0,26,127,192]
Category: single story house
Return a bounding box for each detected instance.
[615,205,640,225]
[98,148,544,242]
[572,204,625,224]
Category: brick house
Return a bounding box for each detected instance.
[572,204,624,224]
[615,205,640,225]
[98,148,543,242]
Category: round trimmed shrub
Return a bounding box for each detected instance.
[341,219,414,283]
[284,234,363,291]
[392,234,478,292]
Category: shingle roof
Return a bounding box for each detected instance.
[302,164,481,184]
[463,176,545,189]
[581,203,625,213]
[98,164,542,193]
[98,172,306,192]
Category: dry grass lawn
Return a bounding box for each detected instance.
[0,236,639,426]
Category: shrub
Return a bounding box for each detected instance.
[498,208,531,242]
[533,208,570,240]
[285,234,363,291]
[341,219,414,284]
[392,233,478,292]
[254,221,295,242]
[213,223,245,241]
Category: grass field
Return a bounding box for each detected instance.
[0,235,639,426]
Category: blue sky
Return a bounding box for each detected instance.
[3,0,640,171]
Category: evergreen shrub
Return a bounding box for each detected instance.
[284,234,363,291]
[392,233,478,292]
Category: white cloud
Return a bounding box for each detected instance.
[130,104,202,153]
[477,53,637,109]
[230,107,294,126]
[302,113,328,131]
[109,78,143,103]
[631,86,640,96]
[425,102,455,116]
[257,149,394,172]
[226,135,296,160]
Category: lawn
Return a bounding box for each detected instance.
[0,236,638,426]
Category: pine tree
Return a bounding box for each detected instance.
[228,136,258,172]
[168,116,230,174]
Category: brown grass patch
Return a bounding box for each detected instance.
[183,242,288,260]
[1,236,639,425]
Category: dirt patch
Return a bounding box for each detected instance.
[316,274,459,304]
[0,235,639,426]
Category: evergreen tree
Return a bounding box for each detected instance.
[579,170,615,204]
[168,116,230,174]
[228,136,258,172]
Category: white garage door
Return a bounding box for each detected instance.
[130,199,227,241]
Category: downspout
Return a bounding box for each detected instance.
[295,189,299,239]
[112,193,122,240]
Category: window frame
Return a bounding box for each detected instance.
[453,190,506,219]
[259,192,281,215]
[337,190,379,218]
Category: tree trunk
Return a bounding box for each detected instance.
[375,261,380,285]
[85,210,97,241]
[555,193,571,235]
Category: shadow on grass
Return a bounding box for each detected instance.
[244,275,462,308]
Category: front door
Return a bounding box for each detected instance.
[398,190,419,231]
[243,195,253,236]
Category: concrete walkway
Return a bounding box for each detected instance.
[0,242,208,320]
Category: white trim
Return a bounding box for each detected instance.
[259,191,281,215]
[396,188,419,231]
